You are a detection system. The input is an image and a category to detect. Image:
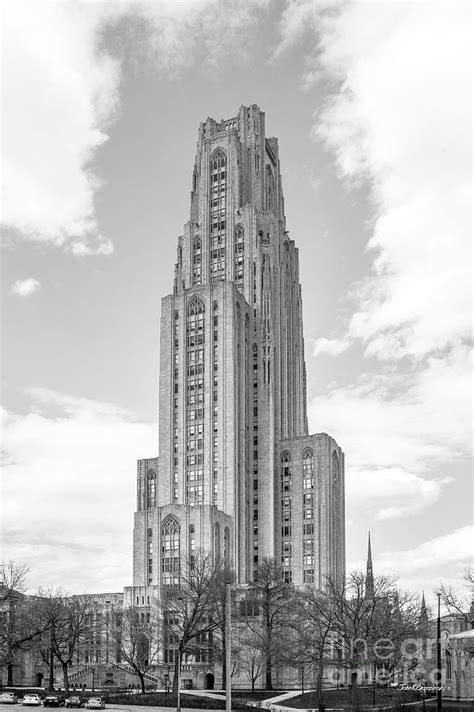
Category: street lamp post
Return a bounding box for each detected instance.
[436,594,442,712]
[372,661,376,705]
[225,581,231,712]
[176,654,181,712]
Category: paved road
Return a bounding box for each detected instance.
[1,705,234,712]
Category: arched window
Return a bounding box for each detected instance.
[209,149,227,282]
[187,295,204,317]
[223,526,230,568]
[234,225,244,290]
[161,515,180,585]
[446,651,452,678]
[332,451,340,483]
[214,522,221,561]
[147,470,156,508]
[265,165,275,211]
[302,449,314,491]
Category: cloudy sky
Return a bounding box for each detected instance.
[1,0,472,606]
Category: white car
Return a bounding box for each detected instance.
[22,696,42,707]
[84,700,104,710]
[0,693,18,704]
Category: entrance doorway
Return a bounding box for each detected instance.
[205,673,214,690]
[35,673,44,687]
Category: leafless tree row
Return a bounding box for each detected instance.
[2,556,456,697]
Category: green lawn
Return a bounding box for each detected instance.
[286,686,421,709]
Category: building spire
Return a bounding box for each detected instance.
[419,590,429,627]
[366,531,374,599]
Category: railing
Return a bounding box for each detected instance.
[68,666,95,682]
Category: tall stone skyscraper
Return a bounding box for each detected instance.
[131,105,345,596]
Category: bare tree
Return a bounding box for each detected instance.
[106,606,159,694]
[0,562,45,686]
[205,567,235,691]
[155,550,224,694]
[283,587,336,704]
[234,628,263,693]
[326,572,424,708]
[240,557,293,690]
[35,590,92,695]
[437,570,473,628]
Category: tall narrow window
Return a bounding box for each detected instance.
[214,522,221,561]
[302,448,314,584]
[161,515,180,585]
[209,149,227,282]
[223,527,230,569]
[186,297,205,505]
[234,225,244,290]
[265,165,275,211]
[332,451,341,583]
[147,470,156,508]
[189,524,195,569]
[280,452,292,581]
[192,237,202,286]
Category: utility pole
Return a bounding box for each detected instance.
[436,593,442,712]
[226,582,231,712]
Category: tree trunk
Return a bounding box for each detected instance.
[137,671,146,695]
[265,654,272,690]
[316,660,324,705]
[48,649,54,691]
[172,654,180,694]
[251,678,255,693]
[348,672,359,712]
[7,663,13,687]
[61,662,70,696]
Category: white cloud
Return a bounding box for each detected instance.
[309,343,471,518]
[278,2,472,534]
[11,278,41,297]
[1,0,267,254]
[349,526,473,602]
[1,389,156,593]
[346,467,453,521]
[308,1,472,361]
[311,344,471,471]
[2,2,121,254]
[312,336,351,357]
[378,526,474,575]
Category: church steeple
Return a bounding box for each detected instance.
[420,591,429,627]
[366,531,374,599]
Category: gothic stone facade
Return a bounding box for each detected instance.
[6,106,346,692]
[130,105,345,595]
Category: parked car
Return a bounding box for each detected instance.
[43,696,65,708]
[64,697,84,709]
[22,695,42,706]
[0,693,18,704]
[84,699,104,710]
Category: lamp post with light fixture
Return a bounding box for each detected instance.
[436,594,442,712]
